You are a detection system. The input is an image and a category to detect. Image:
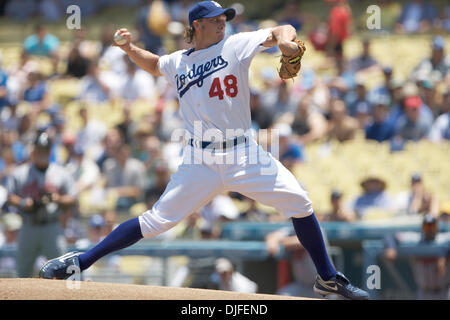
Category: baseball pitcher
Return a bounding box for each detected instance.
[40,1,368,300]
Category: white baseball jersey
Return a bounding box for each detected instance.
[139,29,313,239]
[158,28,271,140]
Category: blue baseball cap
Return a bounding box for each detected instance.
[89,214,106,228]
[189,1,236,26]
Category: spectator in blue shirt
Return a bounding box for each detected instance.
[365,94,395,142]
[347,81,371,118]
[273,123,305,172]
[22,71,49,112]
[347,39,380,74]
[23,24,59,74]
[396,0,438,34]
[353,175,394,219]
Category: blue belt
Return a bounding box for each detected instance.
[189,136,248,150]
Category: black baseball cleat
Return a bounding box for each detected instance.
[39,252,82,280]
[314,271,369,300]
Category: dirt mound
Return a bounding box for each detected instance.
[0,278,314,300]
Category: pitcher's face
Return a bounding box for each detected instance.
[194,14,226,43]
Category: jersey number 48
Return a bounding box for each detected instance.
[209,75,238,100]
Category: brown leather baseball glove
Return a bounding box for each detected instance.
[278,40,306,80]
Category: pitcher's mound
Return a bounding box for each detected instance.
[0,278,316,300]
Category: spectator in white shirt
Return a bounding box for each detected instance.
[79,60,119,102]
[119,56,156,101]
[211,257,258,293]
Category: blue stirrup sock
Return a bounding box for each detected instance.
[292,213,337,281]
[78,217,143,271]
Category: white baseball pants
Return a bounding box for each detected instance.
[138,139,313,238]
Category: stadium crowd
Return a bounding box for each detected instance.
[0,0,449,294]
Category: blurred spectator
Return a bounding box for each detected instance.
[0,127,28,168]
[0,103,20,132]
[320,190,356,222]
[118,56,156,101]
[428,92,450,142]
[88,214,106,244]
[72,27,99,59]
[372,66,394,98]
[96,127,124,171]
[79,60,119,102]
[75,107,107,158]
[347,39,380,74]
[0,147,16,186]
[439,203,450,223]
[352,175,394,219]
[102,143,146,211]
[277,0,303,32]
[365,94,395,142]
[5,0,37,21]
[237,197,271,222]
[325,0,352,70]
[289,94,328,145]
[227,2,256,35]
[17,113,36,147]
[116,105,137,145]
[249,89,273,131]
[23,71,50,112]
[0,212,22,277]
[199,194,240,239]
[396,0,438,34]
[172,211,203,239]
[210,257,258,293]
[387,82,433,132]
[383,214,450,300]
[60,208,86,245]
[327,99,359,142]
[346,81,371,128]
[411,36,449,83]
[272,123,305,172]
[23,24,59,74]
[74,214,107,249]
[347,80,370,117]
[136,0,168,55]
[131,122,153,162]
[102,210,119,236]
[65,141,101,195]
[66,46,90,78]
[170,0,193,25]
[266,226,328,298]
[394,95,432,142]
[4,50,38,105]
[438,5,450,32]
[38,0,64,22]
[417,80,439,117]
[142,134,163,182]
[151,100,184,143]
[145,161,170,208]
[260,68,298,120]
[396,173,439,217]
